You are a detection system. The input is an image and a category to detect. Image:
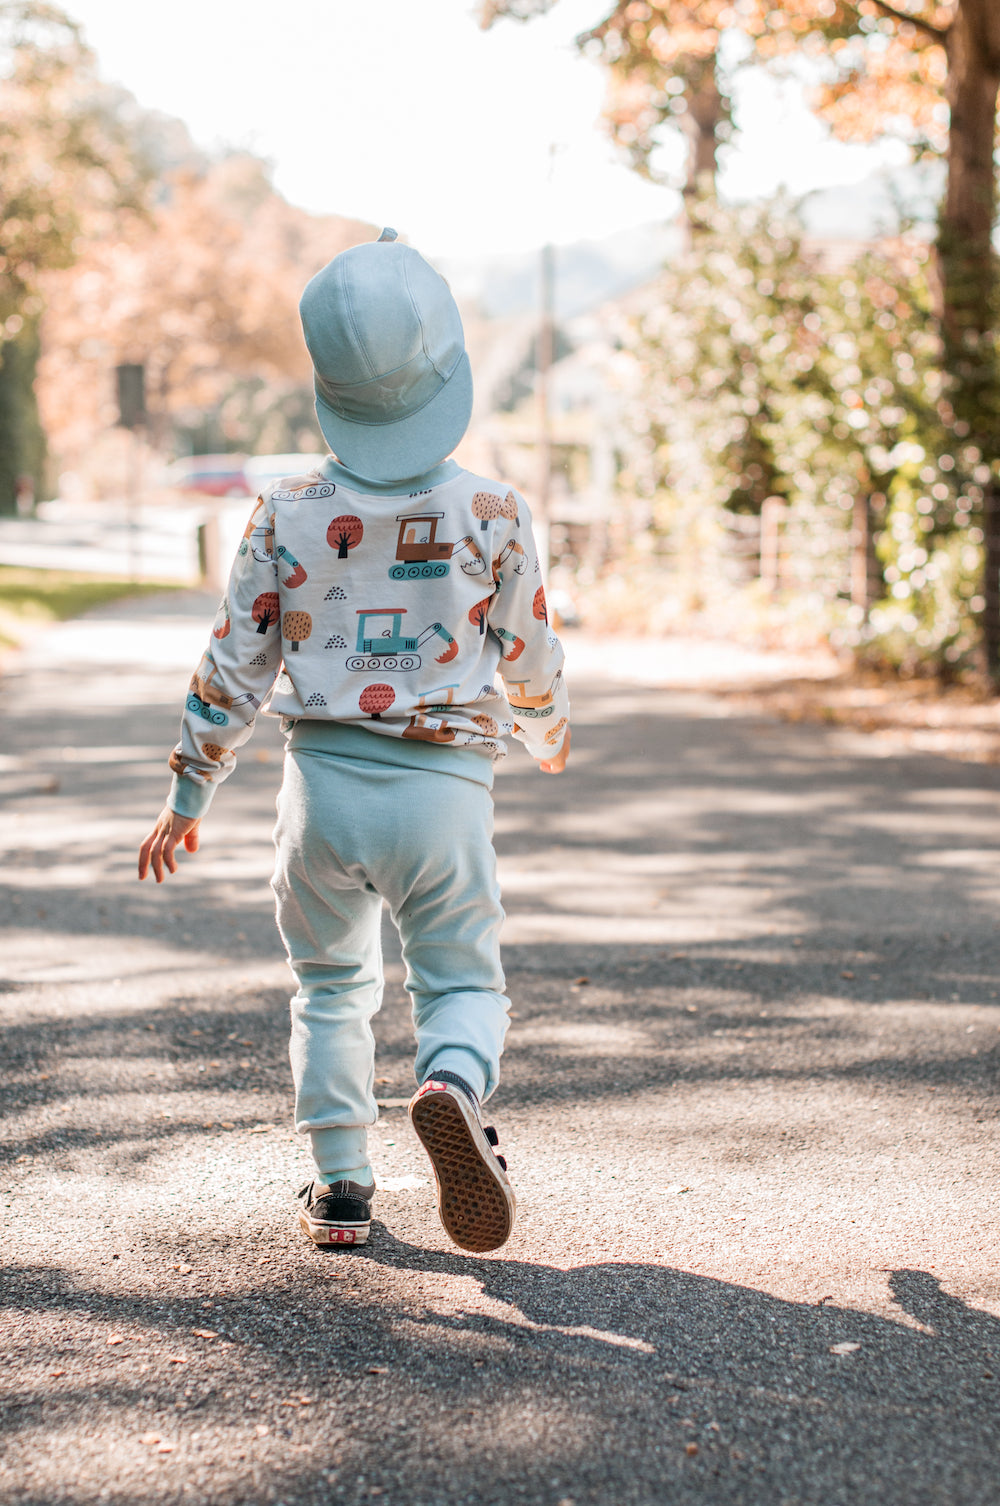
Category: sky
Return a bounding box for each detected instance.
[62,0,910,260]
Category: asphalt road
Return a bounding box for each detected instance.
[3,593,1000,1506]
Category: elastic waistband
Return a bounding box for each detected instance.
[285,719,494,789]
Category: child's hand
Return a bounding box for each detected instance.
[539,728,570,775]
[138,808,201,883]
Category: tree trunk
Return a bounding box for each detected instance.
[937,0,1000,682]
[0,321,47,516]
[939,0,1000,352]
[982,481,1000,677]
[682,59,722,200]
[680,54,724,237]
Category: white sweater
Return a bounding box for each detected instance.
[168,458,570,816]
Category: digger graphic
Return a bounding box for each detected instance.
[186,650,262,724]
[505,669,562,718]
[388,512,491,579]
[347,608,458,671]
[240,514,307,587]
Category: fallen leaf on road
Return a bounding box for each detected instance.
[172,1263,193,1275]
[248,1124,274,1134]
[841,970,855,979]
[219,1122,235,1130]
[829,1342,861,1355]
[156,1442,175,1454]
[139,1432,161,1446]
[167,1356,187,1364]
[367,1366,388,1374]
[574,976,590,985]
[106,1335,127,1345]
[664,1184,691,1195]
[255,1424,269,1436]
[191,1328,219,1339]
[685,1443,699,1456]
[49,1369,66,1378]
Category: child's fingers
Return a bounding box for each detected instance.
[139,811,200,882]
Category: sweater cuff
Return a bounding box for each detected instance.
[168,772,217,820]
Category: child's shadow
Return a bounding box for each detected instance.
[362,1229,1000,1435]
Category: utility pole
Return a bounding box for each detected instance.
[536,238,555,580]
[535,142,558,582]
[116,363,146,583]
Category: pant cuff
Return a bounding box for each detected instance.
[308,1125,371,1184]
[421,1047,489,1103]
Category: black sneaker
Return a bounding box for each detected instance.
[408,1076,515,1253]
[297,1178,375,1247]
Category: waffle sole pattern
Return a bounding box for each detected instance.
[409,1082,515,1252]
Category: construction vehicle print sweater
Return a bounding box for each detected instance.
[167,457,571,819]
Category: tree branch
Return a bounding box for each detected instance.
[860,0,950,44]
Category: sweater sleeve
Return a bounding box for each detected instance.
[487,491,570,762]
[166,494,283,818]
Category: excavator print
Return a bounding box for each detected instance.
[240,514,307,587]
[494,626,525,662]
[492,539,527,584]
[388,512,493,579]
[401,711,457,743]
[505,669,562,718]
[389,512,451,579]
[187,650,262,723]
[347,608,458,672]
[416,683,459,711]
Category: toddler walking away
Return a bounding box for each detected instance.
[138,228,570,1254]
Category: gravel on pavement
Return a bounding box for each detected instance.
[2,593,999,1506]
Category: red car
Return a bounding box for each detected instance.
[163,454,250,498]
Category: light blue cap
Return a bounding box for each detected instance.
[299,228,473,484]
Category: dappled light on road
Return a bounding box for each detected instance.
[3,597,1000,1504]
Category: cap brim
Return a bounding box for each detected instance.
[314,352,473,484]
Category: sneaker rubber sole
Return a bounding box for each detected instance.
[409,1080,515,1253]
[297,1207,370,1248]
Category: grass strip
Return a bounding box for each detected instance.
[0,567,184,650]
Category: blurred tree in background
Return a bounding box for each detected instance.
[37,153,370,465]
[483,1,1000,681]
[0,0,148,513]
[0,2,373,512]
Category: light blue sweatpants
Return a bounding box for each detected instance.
[271,721,510,1187]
